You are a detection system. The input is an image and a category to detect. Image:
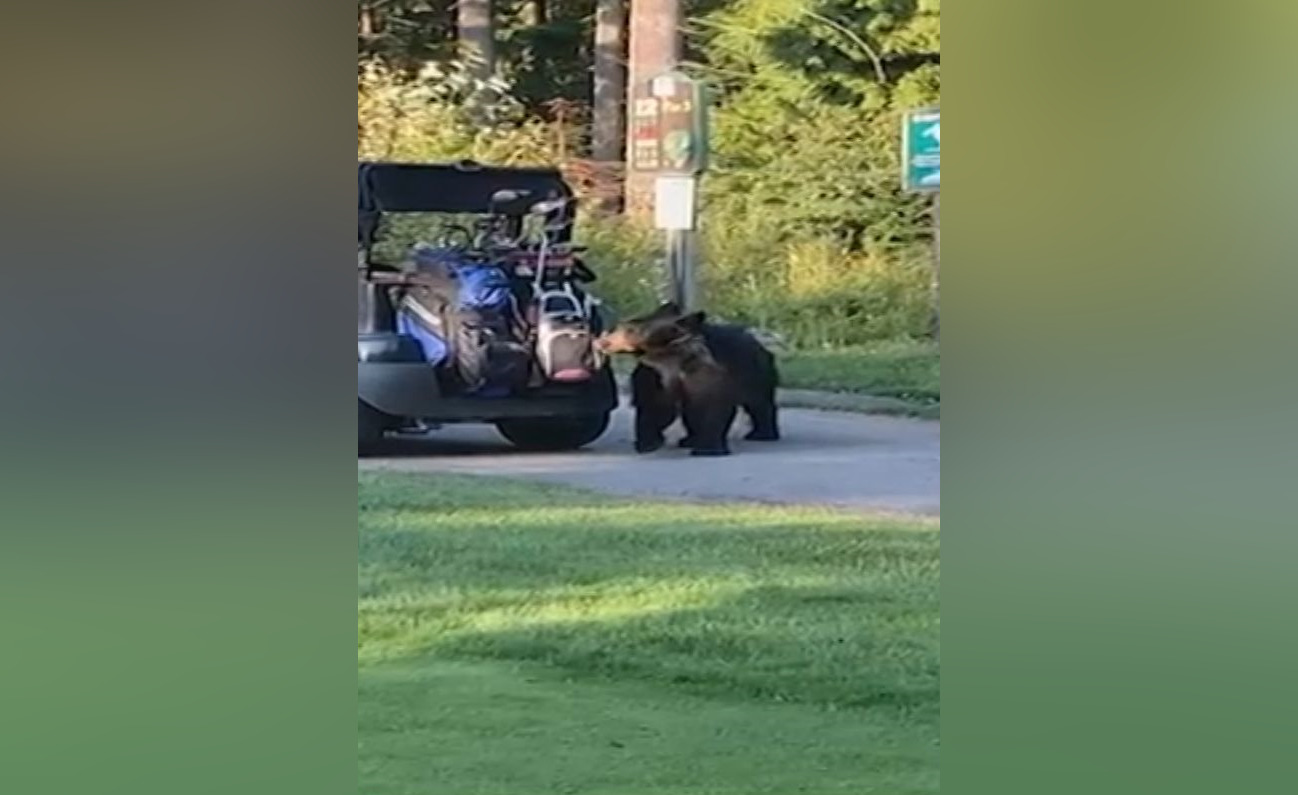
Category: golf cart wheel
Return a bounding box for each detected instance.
[496,413,611,452]
[358,400,388,455]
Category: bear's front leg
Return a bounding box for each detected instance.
[677,410,701,449]
[632,363,677,454]
[683,397,737,457]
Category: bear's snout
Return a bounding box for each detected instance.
[596,329,641,355]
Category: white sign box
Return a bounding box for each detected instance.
[653,176,697,231]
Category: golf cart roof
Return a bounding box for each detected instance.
[358,161,577,253]
[358,161,574,215]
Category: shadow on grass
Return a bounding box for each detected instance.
[423,585,939,716]
[359,472,940,719]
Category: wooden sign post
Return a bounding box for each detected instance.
[630,70,709,311]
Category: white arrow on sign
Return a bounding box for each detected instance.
[924,123,940,143]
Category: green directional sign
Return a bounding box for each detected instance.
[903,109,940,192]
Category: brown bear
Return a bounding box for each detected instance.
[597,302,780,457]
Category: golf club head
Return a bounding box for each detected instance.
[491,189,529,205]
[530,198,569,216]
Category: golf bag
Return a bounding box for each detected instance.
[531,284,602,383]
[397,247,531,397]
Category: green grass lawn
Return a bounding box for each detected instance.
[780,341,940,404]
[359,472,941,794]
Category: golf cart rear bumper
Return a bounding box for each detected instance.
[358,362,618,422]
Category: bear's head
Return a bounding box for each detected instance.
[596,302,707,356]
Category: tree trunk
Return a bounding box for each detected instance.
[625,0,680,218]
[359,3,384,43]
[458,0,496,82]
[521,0,548,26]
[592,0,628,212]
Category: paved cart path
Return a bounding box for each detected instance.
[360,407,940,516]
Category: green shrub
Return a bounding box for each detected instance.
[574,218,664,323]
[580,216,934,348]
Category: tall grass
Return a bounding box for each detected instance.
[358,65,935,348]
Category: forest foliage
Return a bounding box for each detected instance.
[358,0,940,346]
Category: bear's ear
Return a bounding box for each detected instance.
[677,311,707,332]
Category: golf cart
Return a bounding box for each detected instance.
[358,161,617,454]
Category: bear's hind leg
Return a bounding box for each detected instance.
[741,351,781,441]
[743,396,781,442]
